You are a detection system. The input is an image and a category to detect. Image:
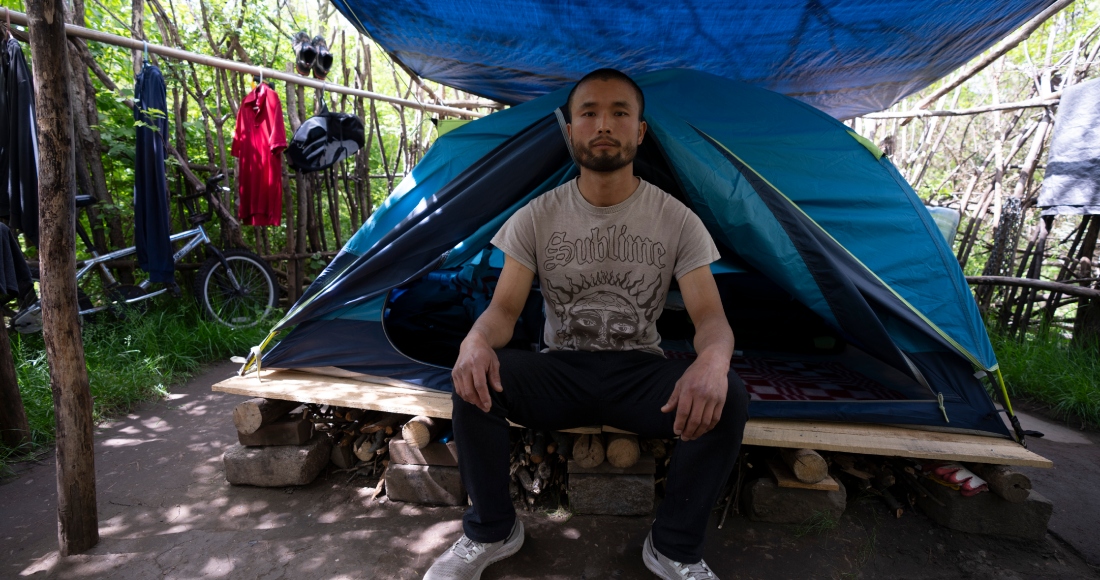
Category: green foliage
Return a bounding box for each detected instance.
[794,510,840,538]
[990,325,1100,429]
[2,301,272,468]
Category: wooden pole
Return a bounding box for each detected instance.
[25,0,99,555]
[3,8,483,119]
[900,0,1075,121]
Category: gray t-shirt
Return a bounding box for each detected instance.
[491,177,721,356]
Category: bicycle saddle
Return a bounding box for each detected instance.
[75,195,98,208]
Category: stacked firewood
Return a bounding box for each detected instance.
[509,429,571,509]
[302,404,413,480]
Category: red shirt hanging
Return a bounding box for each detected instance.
[231,84,287,226]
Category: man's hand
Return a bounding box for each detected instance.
[452,333,503,413]
[661,354,728,441]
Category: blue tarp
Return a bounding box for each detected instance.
[328,0,1057,118]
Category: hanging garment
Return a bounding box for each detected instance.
[0,222,33,307]
[1039,77,1100,216]
[231,84,287,226]
[133,63,174,284]
[0,37,39,247]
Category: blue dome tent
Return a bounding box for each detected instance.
[248,70,1014,439]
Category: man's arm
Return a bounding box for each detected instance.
[452,255,535,412]
[661,265,735,441]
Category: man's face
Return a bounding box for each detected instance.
[567,79,647,173]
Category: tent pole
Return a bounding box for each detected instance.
[1,7,485,119]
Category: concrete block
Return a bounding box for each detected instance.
[237,413,312,446]
[569,473,654,516]
[385,464,466,506]
[917,478,1052,540]
[567,454,656,475]
[389,437,459,467]
[743,477,847,524]
[223,433,331,487]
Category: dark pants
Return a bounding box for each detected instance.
[452,348,750,563]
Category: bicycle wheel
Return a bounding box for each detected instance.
[195,250,278,328]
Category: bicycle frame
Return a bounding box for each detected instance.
[22,223,231,319]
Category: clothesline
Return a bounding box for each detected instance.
[2,8,487,119]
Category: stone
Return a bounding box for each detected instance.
[385,464,467,506]
[389,438,459,467]
[237,413,313,446]
[743,477,847,524]
[567,454,656,476]
[568,473,654,516]
[917,477,1053,540]
[223,433,331,487]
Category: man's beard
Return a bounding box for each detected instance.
[572,136,637,172]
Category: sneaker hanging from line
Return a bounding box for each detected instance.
[423,519,524,580]
[312,35,333,80]
[642,531,717,580]
[293,31,316,76]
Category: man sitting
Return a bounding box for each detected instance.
[425,68,750,580]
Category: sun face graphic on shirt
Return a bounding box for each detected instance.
[568,291,640,351]
[544,270,663,351]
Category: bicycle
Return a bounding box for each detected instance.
[12,173,279,333]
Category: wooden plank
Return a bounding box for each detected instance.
[213,371,1052,468]
[214,370,454,418]
[743,419,1052,469]
[767,457,840,491]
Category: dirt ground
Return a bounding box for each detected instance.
[2,361,1098,580]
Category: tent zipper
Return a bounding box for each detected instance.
[936,392,950,423]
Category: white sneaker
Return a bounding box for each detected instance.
[423,519,524,580]
[642,531,717,579]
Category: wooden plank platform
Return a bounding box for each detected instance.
[213,369,1052,468]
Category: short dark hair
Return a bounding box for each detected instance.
[565,69,645,122]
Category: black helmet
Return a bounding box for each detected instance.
[285,105,365,174]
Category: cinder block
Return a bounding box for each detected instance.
[389,437,459,467]
[385,464,467,506]
[223,433,331,487]
[917,478,1052,540]
[237,413,313,446]
[569,473,654,516]
[743,477,847,524]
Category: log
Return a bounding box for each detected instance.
[550,431,572,460]
[401,416,448,449]
[232,398,300,435]
[572,434,605,469]
[780,448,829,484]
[606,433,641,469]
[969,464,1032,503]
[966,276,1100,300]
[529,431,549,464]
[331,433,357,469]
[237,412,312,446]
[360,413,408,435]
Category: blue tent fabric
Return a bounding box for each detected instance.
[328,0,1056,118]
[134,64,174,284]
[259,70,1007,437]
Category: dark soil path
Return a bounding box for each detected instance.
[2,362,1097,579]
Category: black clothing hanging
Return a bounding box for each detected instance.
[133,62,173,283]
[0,36,39,247]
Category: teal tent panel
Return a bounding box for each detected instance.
[638,71,995,368]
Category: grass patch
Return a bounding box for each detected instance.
[2,301,271,470]
[794,510,840,538]
[989,327,1100,429]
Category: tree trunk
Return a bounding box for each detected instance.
[26,0,99,555]
[0,322,30,448]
